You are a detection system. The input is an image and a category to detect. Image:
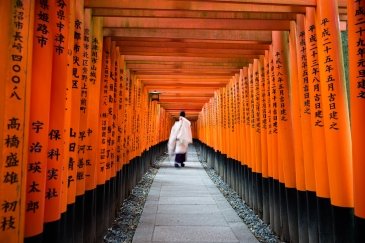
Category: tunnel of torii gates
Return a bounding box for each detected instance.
[1,0,365,242]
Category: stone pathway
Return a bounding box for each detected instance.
[132,146,259,243]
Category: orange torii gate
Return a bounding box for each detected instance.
[1,1,174,243]
[196,1,361,243]
[1,0,365,243]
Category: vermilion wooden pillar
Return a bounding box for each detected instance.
[243,67,253,208]
[259,54,270,224]
[240,69,247,167]
[272,30,298,242]
[268,45,281,236]
[95,36,111,241]
[44,0,70,227]
[295,18,320,243]
[253,59,263,217]
[60,0,75,225]
[347,1,365,242]
[0,1,34,242]
[25,0,53,240]
[316,0,354,242]
[82,14,103,243]
[289,20,309,243]
[253,59,262,173]
[234,74,240,162]
[305,7,334,243]
[264,50,273,225]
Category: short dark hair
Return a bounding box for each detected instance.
[179,111,185,117]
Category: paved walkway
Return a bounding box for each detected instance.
[132,146,259,243]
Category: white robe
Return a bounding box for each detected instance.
[167,116,193,155]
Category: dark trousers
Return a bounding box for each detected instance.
[175,153,186,164]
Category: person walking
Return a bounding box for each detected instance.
[167,111,193,167]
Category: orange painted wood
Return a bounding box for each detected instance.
[25,0,53,237]
[305,7,330,199]
[138,73,233,78]
[125,55,257,63]
[171,0,319,6]
[120,66,129,164]
[85,0,307,13]
[316,0,353,208]
[289,21,306,192]
[347,0,365,218]
[76,3,90,196]
[295,14,316,192]
[125,69,133,162]
[85,17,103,191]
[220,87,227,155]
[259,56,268,178]
[104,28,272,42]
[214,97,218,152]
[268,45,279,181]
[127,63,243,70]
[228,79,235,159]
[254,59,262,174]
[67,0,84,202]
[61,0,76,213]
[96,37,111,185]
[93,8,298,20]
[264,51,273,178]
[103,17,290,30]
[128,73,134,158]
[243,67,252,169]
[105,41,116,181]
[0,1,34,241]
[115,49,123,171]
[233,75,241,160]
[248,63,256,172]
[116,46,265,56]
[44,0,71,222]
[93,8,347,22]
[238,69,247,165]
[273,31,296,188]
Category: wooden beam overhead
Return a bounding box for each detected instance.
[159,92,213,97]
[84,0,348,117]
[137,74,232,78]
[136,69,237,74]
[127,60,248,66]
[146,87,216,93]
[115,40,270,50]
[159,97,210,102]
[121,52,261,59]
[118,38,271,45]
[103,17,290,30]
[104,28,273,42]
[126,62,247,69]
[162,0,347,7]
[93,9,298,20]
[128,65,241,72]
[161,102,206,107]
[124,55,255,64]
[145,83,226,88]
[86,0,347,11]
[118,46,265,55]
[86,0,306,11]
[141,77,230,82]
[142,80,229,86]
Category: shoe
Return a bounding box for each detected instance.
[174,163,180,168]
[181,163,185,167]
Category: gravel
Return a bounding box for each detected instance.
[104,149,280,243]
[198,156,280,243]
[103,154,165,243]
